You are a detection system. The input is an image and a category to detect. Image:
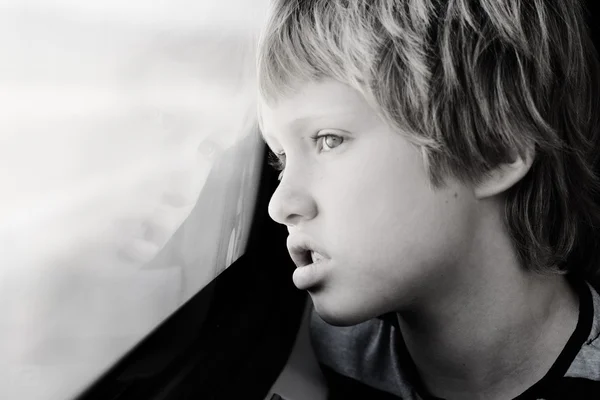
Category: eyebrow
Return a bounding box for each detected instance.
[260,111,359,146]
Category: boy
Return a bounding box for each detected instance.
[257,0,600,399]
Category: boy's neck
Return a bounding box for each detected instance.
[396,253,579,400]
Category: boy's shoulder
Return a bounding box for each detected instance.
[534,280,600,399]
[565,281,600,381]
[309,280,600,400]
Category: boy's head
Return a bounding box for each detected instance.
[257,0,600,325]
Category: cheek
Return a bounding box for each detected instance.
[320,141,475,275]
[325,140,439,240]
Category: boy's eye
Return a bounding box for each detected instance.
[266,133,344,181]
[315,134,344,152]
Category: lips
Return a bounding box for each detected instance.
[286,234,329,269]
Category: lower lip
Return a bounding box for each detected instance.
[292,260,327,290]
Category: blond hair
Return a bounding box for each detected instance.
[257,0,600,284]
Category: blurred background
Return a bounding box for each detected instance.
[0,1,269,398]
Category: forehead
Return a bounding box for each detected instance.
[259,79,378,141]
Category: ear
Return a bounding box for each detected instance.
[474,146,535,199]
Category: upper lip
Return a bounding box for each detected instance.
[286,234,329,268]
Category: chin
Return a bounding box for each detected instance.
[308,290,386,327]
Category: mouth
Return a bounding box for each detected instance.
[286,235,330,290]
[310,250,325,264]
[287,235,329,269]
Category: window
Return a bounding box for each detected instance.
[0,2,270,399]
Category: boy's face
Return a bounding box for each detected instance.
[260,79,479,326]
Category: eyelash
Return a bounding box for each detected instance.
[267,133,345,180]
[267,150,286,173]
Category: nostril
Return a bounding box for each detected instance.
[287,213,304,226]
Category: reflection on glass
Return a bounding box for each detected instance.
[0,1,268,399]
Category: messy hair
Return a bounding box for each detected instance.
[257,0,600,284]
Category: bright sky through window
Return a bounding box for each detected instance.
[0,1,268,399]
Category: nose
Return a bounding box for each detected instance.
[268,182,318,227]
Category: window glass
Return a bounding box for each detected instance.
[0,1,268,399]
